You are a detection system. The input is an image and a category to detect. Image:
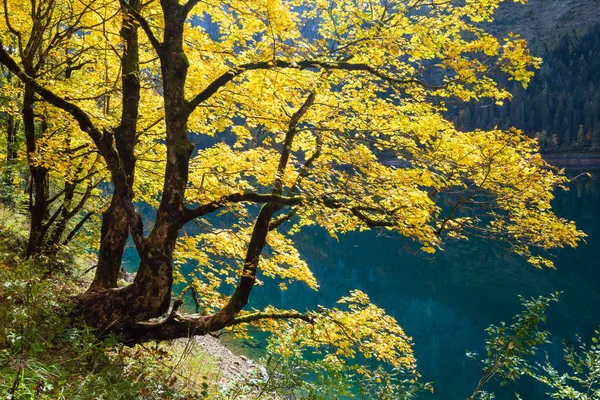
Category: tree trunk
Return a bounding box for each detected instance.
[6,114,18,163]
[88,190,130,290]
[24,83,49,258]
[80,0,192,329]
[88,0,141,291]
[1,113,19,203]
[79,231,178,329]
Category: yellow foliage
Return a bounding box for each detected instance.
[258,290,416,373]
[0,0,584,381]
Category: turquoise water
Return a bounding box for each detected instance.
[123,172,600,399]
[245,173,600,399]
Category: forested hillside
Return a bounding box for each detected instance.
[457,0,600,153]
[492,0,600,46]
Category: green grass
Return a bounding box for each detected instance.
[0,204,225,400]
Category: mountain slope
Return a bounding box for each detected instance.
[494,0,600,49]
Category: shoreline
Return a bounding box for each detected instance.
[542,152,600,171]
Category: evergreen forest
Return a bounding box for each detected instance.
[458,24,600,153]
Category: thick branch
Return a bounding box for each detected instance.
[197,96,319,330]
[186,59,437,114]
[231,311,312,325]
[183,192,302,222]
[182,0,201,17]
[124,308,311,343]
[273,91,315,195]
[119,0,162,55]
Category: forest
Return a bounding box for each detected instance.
[458,23,600,152]
[0,0,598,398]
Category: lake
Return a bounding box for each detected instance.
[123,169,599,399]
[245,170,600,399]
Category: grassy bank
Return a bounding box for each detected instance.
[0,205,229,399]
[0,204,373,400]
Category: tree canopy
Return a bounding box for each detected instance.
[0,0,584,382]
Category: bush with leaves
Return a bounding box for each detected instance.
[527,331,600,399]
[467,293,560,399]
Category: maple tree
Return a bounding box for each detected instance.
[0,0,585,380]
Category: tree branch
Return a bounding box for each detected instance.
[63,211,94,246]
[199,95,319,331]
[273,91,315,195]
[231,310,312,325]
[2,0,23,56]
[186,59,438,114]
[349,207,396,228]
[40,204,64,239]
[182,0,201,17]
[183,192,302,222]
[119,0,162,55]
[0,44,104,147]
[269,208,297,231]
[168,285,193,318]
[287,130,323,195]
[123,308,312,344]
[321,197,398,228]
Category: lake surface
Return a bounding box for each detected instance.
[123,171,599,399]
[245,171,600,399]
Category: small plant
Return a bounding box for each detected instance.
[0,214,221,399]
[527,331,600,399]
[468,293,560,399]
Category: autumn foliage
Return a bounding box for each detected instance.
[0,0,584,381]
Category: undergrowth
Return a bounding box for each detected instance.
[0,205,221,399]
[0,203,374,400]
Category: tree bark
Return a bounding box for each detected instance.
[1,113,19,203]
[88,190,130,290]
[80,0,193,329]
[89,0,141,291]
[24,83,49,258]
[79,242,176,329]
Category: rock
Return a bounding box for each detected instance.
[192,335,253,382]
[119,267,136,283]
